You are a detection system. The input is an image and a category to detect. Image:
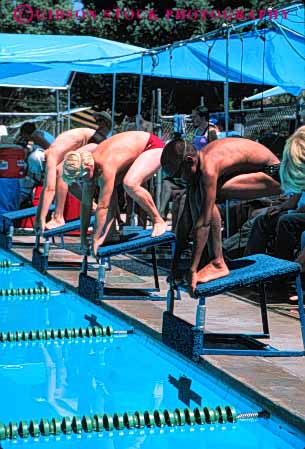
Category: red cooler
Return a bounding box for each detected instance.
[0,145,26,178]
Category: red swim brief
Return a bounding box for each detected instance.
[144,133,165,151]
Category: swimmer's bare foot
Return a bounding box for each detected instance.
[45,217,65,230]
[151,220,167,237]
[197,258,229,284]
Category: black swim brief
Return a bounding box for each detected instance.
[263,163,280,182]
[88,131,107,144]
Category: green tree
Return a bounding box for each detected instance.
[0,0,294,117]
[0,0,79,34]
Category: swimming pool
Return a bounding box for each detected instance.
[0,249,304,449]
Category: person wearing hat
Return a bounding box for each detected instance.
[20,122,55,150]
[92,110,113,139]
[34,108,114,233]
[34,128,100,233]
[19,148,46,208]
[192,105,218,151]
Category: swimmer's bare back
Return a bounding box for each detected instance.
[45,128,96,165]
[200,138,280,178]
[92,131,153,175]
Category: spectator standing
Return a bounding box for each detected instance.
[19,122,55,150]
[192,105,218,150]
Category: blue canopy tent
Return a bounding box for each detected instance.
[1,3,303,127]
[0,4,303,88]
[0,63,71,89]
[61,3,304,136]
[64,4,304,87]
[0,34,144,64]
[0,35,146,132]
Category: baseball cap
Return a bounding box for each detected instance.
[93,110,112,125]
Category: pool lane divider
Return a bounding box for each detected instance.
[0,324,134,343]
[0,286,65,297]
[0,407,270,440]
[0,259,23,268]
[0,325,133,343]
[84,313,134,336]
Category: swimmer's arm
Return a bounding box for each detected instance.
[80,182,95,249]
[35,153,57,231]
[171,195,193,280]
[93,173,115,253]
[190,176,217,273]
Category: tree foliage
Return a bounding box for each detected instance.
[0,0,294,118]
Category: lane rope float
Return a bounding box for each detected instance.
[0,259,23,269]
[0,286,65,297]
[0,407,270,440]
[84,314,134,335]
[0,324,133,343]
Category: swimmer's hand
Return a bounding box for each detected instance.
[267,205,283,216]
[186,270,197,297]
[80,238,91,256]
[91,202,97,213]
[35,219,45,235]
[93,238,104,257]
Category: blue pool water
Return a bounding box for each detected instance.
[0,250,304,449]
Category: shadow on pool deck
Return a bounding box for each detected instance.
[11,235,305,436]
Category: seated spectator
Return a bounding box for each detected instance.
[19,147,45,208]
[245,193,305,301]
[245,193,305,260]
[19,122,54,150]
[280,125,305,271]
[192,105,218,150]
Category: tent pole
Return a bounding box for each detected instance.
[136,54,144,131]
[111,73,116,135]
[130,54,144,227]
[156,88,163,210]
[224,25,230,135]
[55,90,61,136]
[224,25,231,238]
[157,88,162,117]
[296,96,302,130]
[67,87,71,131]
[151,89,155,126]
[66,72,76,131]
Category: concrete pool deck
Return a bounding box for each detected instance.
[11,235,305,437]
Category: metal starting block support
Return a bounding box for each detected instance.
[78,230,176,302]
[0,223,13,250]
[0,205,55,250]
[32,236,49,274]
[162,254,305,359]
[31,215,95,274]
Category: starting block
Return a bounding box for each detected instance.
[78,230,176,301]
[32,216,95,273]
[163,254,305,360]
[0,205,55,250]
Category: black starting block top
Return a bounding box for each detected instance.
[179,254,301,298]
[97,230,176,258]
[43,215,95,239]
